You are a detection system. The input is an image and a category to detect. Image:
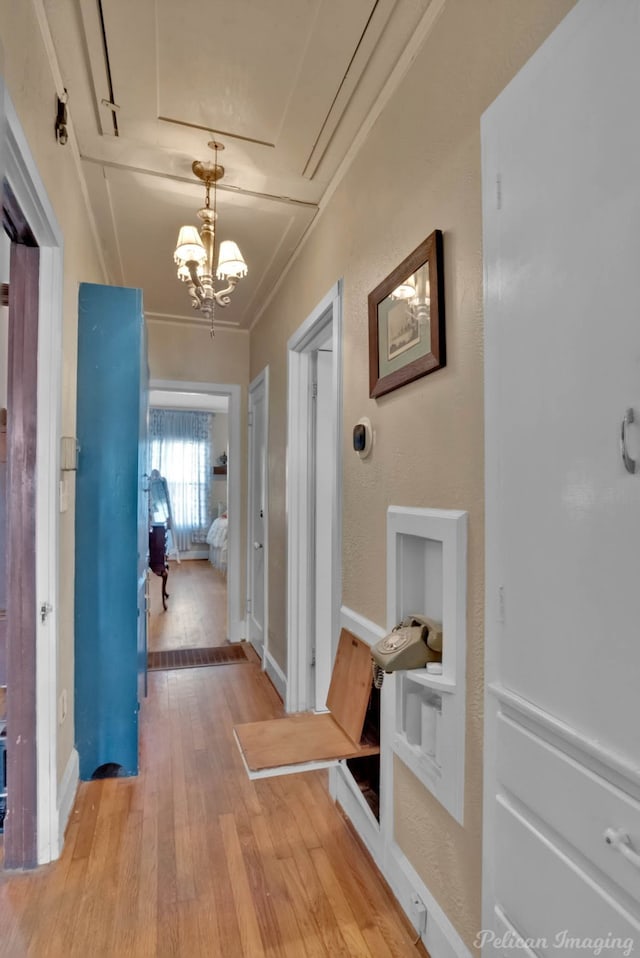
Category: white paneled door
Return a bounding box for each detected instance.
[483,0,640,947]
[247,369,268,662]
[313,349,334,711]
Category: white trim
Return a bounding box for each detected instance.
[334,763,381,862]
[339,605,386,648]
[247,367,270,669]
[489,682,640,798]
[386,844,473,958]
[285,281,343,713]
[287,283,340,352]
[149,390,228,413]
[387,505,468,825]
[57,747,79,849]
[150,380,243,642]
[263,649,286,702]
[146,311,241,330]
[5,91,64,864]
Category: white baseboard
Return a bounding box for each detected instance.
[249,638,264,660]
[264,650,286,701]
[386,843,473,958]
[333,763,382,864]
[58,747,79,851]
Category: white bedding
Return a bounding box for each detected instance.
[206,516,228,572]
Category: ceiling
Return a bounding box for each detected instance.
[44,0,434,330]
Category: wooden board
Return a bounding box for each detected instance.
[234,628,379,775]
[326,628,373,744]
[235,712,379,772]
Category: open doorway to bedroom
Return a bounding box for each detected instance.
[147,381,243,668]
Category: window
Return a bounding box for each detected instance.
[150,408,213,552]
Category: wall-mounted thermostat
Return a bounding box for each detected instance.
[353,417,373,459]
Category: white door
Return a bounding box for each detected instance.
[247,369,268,661]
[483,0,640,944]
[312,348,334,710]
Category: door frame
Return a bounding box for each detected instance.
[246,366,269,668]
[150,379,243,642]
[286,281,343,713]
[4,92,64,863]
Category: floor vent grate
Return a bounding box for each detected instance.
[147,644,249,672]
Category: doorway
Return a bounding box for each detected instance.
[1,93,64,866]
[149,380,243,645]
[286,281,343,714]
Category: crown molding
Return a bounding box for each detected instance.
[249,0,448,331]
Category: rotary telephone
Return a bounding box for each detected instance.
[371,614,442,688]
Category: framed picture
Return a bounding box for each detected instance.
[368,230,445,398]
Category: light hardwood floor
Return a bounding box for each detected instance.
[149,559,228,652]
[0,649,427,956]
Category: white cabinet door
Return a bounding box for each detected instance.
[483,0,640,943]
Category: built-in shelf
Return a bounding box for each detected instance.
[387,505,468,824]
[402,671,455,693]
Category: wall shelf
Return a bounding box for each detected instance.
[402,671,455,693]
[387,505,467,824]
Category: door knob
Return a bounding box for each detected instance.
[253,541,263,550]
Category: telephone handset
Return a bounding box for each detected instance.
[371,614,442,688]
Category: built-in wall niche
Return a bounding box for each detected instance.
[387,506,467,824]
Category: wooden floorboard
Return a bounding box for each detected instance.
[0,610,428,956]
[149,559,228,652]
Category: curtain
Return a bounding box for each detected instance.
[150,409,213,552]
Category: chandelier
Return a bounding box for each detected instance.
[173,141,247,336]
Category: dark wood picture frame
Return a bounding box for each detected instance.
[368,229,445,398]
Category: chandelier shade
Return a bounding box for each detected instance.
[174,226,206,267]
[216,240,248,280]
[172,142,247,336]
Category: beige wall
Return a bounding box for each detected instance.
[250,0,576,947]
[147,321,249,388]
[1,2,108,783]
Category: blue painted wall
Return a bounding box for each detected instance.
[75,283,148,780]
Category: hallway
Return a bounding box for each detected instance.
[0,644,424,956]
[148,560,228,652]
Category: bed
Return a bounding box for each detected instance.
[206,515,228,574]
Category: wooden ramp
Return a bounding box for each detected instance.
[234,629,379,779]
